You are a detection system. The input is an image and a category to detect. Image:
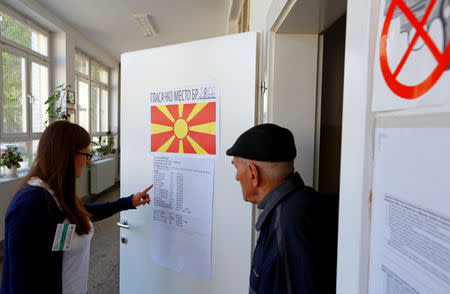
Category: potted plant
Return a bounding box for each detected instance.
[91,131,118,157]
[105,130,118,154]
[1,146,23,177]
[44,84,72,127]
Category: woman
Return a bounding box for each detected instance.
[0,121,152,294]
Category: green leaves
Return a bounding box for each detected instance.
[91,131,118,156]
[44,84,72,127]
[1,146,23,169]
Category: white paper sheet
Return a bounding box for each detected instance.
[369,128,450,294]
[151,155,214,281]
[372,1,450,111]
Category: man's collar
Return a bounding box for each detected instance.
[255,172,304,231]
[257,188,271,210]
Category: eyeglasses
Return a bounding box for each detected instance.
[77,151,93,161]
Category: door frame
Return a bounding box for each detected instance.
[264,0,375,293]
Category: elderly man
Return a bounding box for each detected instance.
[227,123,338,294]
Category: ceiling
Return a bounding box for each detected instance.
[277,0,347,34]
[15,0,232,61]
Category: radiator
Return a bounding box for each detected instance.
[90,157,115,194]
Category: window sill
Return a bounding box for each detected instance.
[0,170,28,184]
[0,154,120,184]
[90,153,119,163]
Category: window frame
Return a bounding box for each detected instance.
[1,44,29,140]
[0,43,50,141]
[90,81,109,136]
[74,50,110,136]
[0,5,51,174]
[29,54,50,135]
[90,60,109,86]
[0,4,50,60]
[75,75,89,128]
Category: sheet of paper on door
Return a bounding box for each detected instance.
[151,155,214,281]
[369,127,450,294]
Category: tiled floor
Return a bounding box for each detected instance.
[86,185,121,294]
[0,186,121,293]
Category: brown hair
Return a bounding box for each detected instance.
[21,121,92,234]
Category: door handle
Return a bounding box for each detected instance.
[117,218,130,229]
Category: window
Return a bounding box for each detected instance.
[0,8,50,174]
[74,52,109,136]
[0,11,48,56]
[91,61,108,84]
[75,53,88,75]
[78,78,89,131]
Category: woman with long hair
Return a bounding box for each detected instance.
[0,121,152,294]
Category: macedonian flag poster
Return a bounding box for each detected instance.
[150,84,218,157]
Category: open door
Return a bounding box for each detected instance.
[120,32,258,293]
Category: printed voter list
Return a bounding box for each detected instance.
[151,156,214,281]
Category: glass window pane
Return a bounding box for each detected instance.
[31,62,49,133]
[91,62,100,81]
[100,89,108,132]
[91,62,108,84]
[90,136,104,158]
[90,84,100,133]
[2,51,27,134]
[78,79,89,132]
[100,68,108,84]
[0,12,48,56]
[91,135,107,146]
[75,54,89,75]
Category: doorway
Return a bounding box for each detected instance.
[318,14,346,197]
[266,0,347,191]
[267,2,347,292]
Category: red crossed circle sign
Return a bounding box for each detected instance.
[380,0,450,99]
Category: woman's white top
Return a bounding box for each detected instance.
[61,219,93,294]
[28,177,94,294]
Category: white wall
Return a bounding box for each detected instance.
[338,0,450,293]
[227,0,273,33]
[76,168,90,200]
[51,31,68,88]
[110,67,120,133]
[0,176,23,238]
[249,0,273,31]
[271,34,318,186]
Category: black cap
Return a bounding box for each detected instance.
[226,123,296,162]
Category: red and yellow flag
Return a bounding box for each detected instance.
[151,102,216,155]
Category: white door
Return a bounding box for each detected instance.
[120,32,258,293]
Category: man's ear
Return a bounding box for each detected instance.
[248,163,259,187]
